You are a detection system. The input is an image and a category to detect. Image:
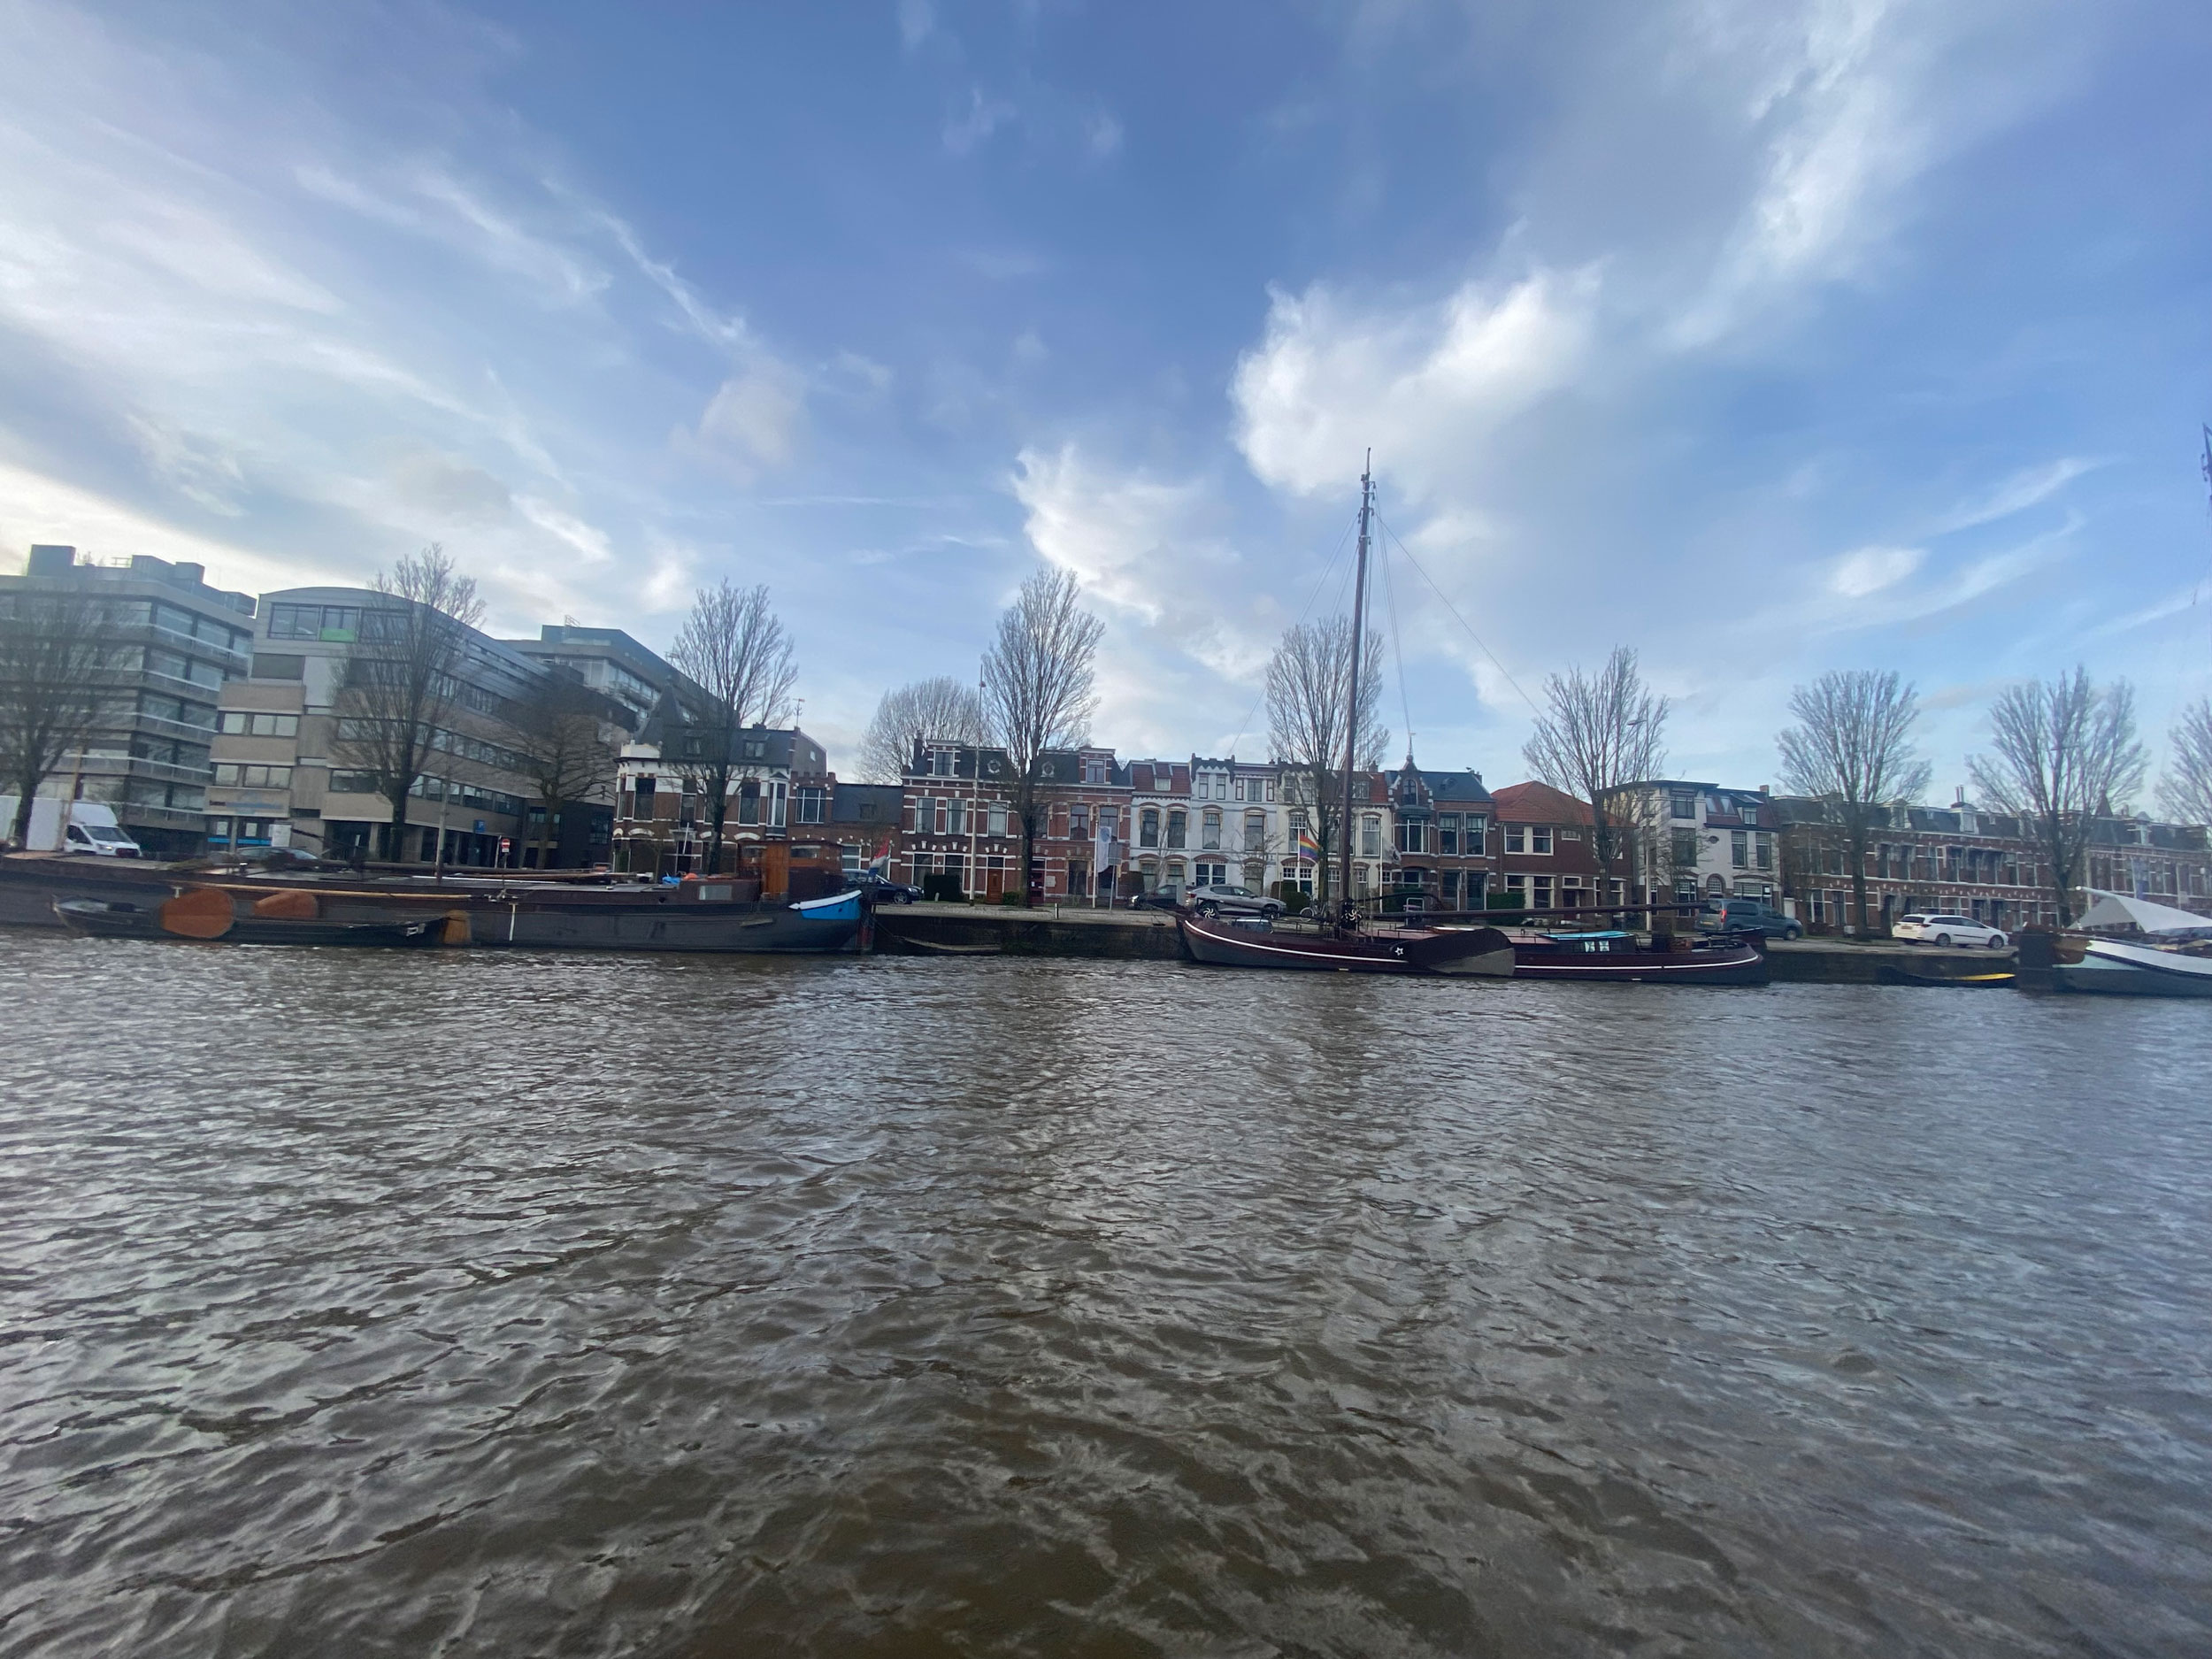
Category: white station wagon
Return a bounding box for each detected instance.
[1893,912,2009,949]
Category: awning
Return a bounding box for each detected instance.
[2075,888,2212,936]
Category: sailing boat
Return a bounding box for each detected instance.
[1177,460,1516,977]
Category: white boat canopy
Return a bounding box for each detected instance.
[2075,888,2212,936]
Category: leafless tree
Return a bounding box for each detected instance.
[857,676,994,783]
[1776,669,1932,938]
[0,587,123,849]
[1523,646,1669,910]
[1265,616,1386,902]
[2160,697,2212,829]
[666,580,798,876]
[980,566,1102,905]
[330,545,484,862]
[510,672,620,869]
[1967,666,2147,925]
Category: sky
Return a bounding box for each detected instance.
[2,0,2208,796]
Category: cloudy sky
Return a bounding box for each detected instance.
[2,1,2208,792]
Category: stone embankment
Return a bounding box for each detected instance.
[874,902,2009,983]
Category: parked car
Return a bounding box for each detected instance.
[1893,912,2008,949]
[850,872,922,904]
[1697,897,1802,941]
[1131,888,1181,912]
[1187,883,1286,920]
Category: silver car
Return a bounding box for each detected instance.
[1187,883,1285,919]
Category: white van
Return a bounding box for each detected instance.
[0,797,144,857]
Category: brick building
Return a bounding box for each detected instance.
[1490,781,1601,914]
[1383,757,1495,910]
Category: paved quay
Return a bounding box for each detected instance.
[874,902,2008,982]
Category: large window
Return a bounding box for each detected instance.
[1202,807,1221,849]
[1671,790,1697,820]
[1395,819,1425,854]
[217,711,299,737]
[1532,827,1553,855]
[211,764,292,788]
[1139,808,1159,848]
[266,603,363,641]
[1438,813,1459,855]
[989,803,1010,836]
[1194,860,1226,886]
[793,786,826,825]
[1731,829,1747,868]
[1166,809,1186,849]
[1244,810,1265,851]
[1505,825,1525,854]
[1361,816,1380,857]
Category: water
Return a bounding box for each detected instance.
[2,930,2208,1657]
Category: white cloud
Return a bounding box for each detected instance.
[1829,543,1922,597]
[1086,111,1125,157]
[943,88,1015,157]
[1233,266,1601,503]
[897,0,934,52]
[684,363,807,475]
[1929,456,2102,535]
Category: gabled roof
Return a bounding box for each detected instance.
[1489,781,1594,825]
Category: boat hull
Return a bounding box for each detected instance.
[55,898,441,948]
[1511,937,1770,986]
[467,899,859,954]
[1178,913,1515,976]
[2053,940,2212,998]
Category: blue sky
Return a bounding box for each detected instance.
[2,1,2208,795]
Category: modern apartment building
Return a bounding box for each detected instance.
[211,587,549,864]
[3,545,256,856]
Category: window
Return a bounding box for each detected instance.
[794,786,826,825]
[737,779,761,826]
[1084,759,1105,785]
[1531,827,1552,855]
[1194,860,1227,885]
[1464,815,1486,849]
[1755,833,1773,871]
[1672,829,1700,869]
[1731,829,1747,868]
[1440,871,1460,906]
[1671,790,1697,820]
[1201,807,1221,849]
[330,771,379,795]
[1505,825,1526,854]
[1532,875,1553,910]
[1166,809,1187,849]
[1266,779,1277,803]
[216,711,298,737]
[988,802,1009,836]
[266,603,362,641]
[1395,819,1425,854]
[211,764,292,788]
[947,797,965,835]
[1244,810,1265,851]
[1071,803,1089,837]
[250,654,305,680]
[1361,815,1380,857]
[1439,813,1460,856]
[1140,808,1160,848]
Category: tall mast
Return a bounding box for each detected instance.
[1339,453,1372,915]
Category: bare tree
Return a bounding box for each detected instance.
[1776,669,1932,938]
[1523,646,1669,910]
[857,676,994,783]
[980,567,1102,905]
[330,545,484,862]
[666,580,798,876]
[0,588,122,849]
[1265,617,1386,902]
[2160,697,2212,829]
[510,672,620,869]
[1968,666,2147,925]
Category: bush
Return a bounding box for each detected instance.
[1271,881,1310,916]
[1486,890,1528,926]
[998,891,1025,906]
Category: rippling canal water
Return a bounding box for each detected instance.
[4,930,2209,1656]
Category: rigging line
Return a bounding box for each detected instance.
[1372,510,1545,719]
[1376,521,1415,759]
[1222,505,1362,758]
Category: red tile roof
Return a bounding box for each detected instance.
[1489,781,1594,825]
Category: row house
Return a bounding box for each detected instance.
[901,741,1131,901]
[1383,758,1495,910]
[613,712,831,879]
[1776,795,2212,933]
[1622,780,1786,912]
[1489,782,1601,914]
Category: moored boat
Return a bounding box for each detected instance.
[2053,937,2212,999]
[55,894,442,948]
[1178,910,1515,975]
[1509,929,1769,986]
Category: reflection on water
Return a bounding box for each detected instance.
[2,930,2208,1655]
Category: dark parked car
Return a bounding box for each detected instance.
[1187,883,1286,919]
[851,872,922,904]
[1697,897,1801,941]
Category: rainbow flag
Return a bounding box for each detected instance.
[1294,822,1323,862]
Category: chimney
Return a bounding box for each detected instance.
[26,544,75,576]
[1758,784,1770,795]
[1955,786,1967,809]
